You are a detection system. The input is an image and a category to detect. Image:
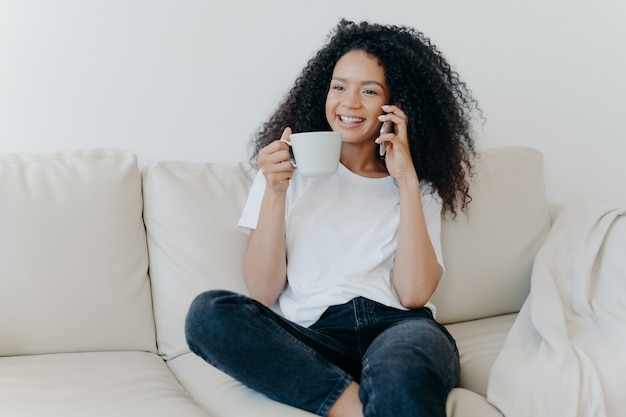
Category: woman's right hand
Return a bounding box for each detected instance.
[258,127,294,193]
[244,127,293,306]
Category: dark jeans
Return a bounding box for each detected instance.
[185,290,459,417]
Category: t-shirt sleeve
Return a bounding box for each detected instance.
[237,170,266,235]
[420,181,445,279]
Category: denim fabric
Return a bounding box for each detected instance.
[185,290,459,417]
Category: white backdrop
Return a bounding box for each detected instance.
[1,0,625,206]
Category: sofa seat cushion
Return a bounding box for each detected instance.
[170,352,504,417]
[446,388,503,417]
[168,352,315,417]
[0,351,209,417]
[445,313,517,396]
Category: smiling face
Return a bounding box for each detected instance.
[325,49,391,147]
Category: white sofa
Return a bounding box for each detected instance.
[0,146,552,417]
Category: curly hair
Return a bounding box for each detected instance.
[251,19,481,217]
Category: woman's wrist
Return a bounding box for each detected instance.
[395,170,420,189]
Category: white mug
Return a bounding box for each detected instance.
[281,131,342,177]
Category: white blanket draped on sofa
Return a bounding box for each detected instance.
[487,201,626,417]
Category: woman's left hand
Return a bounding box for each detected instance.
[379,105,439,308]
[376,104,418,182]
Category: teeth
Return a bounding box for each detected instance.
[340,116,364,123]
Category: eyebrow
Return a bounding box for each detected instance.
[331,77,385,89]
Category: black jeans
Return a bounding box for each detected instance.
[185,290,459,417]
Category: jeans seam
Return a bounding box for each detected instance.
[351,300,367,357]
[360,356,377,417]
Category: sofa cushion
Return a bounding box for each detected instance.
[445,313,517,396]
[0,351,209,417]
[142,161,255,360]
[169,352,504,417]
[446,388,503,417]
[168,353,315,417]
[431,146,550,324]
[0,149,155,356]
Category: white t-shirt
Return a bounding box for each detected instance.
[238,163,444,327]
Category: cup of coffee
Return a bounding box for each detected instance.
[281,131,342,177]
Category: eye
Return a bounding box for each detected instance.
[363,89,377,95]
[332,84,346,91]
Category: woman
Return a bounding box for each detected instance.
[186,19,480,417]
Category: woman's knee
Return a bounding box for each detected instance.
[363,319,459,389]
[185,289,248,348]
[187,289,237,321]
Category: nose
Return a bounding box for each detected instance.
[343,89,361,108]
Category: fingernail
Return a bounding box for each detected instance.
[378,115,385,120]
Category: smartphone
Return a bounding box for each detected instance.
[379,120,394,156]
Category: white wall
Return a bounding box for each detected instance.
[2,0,625,207]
